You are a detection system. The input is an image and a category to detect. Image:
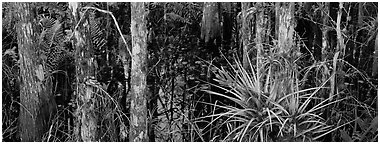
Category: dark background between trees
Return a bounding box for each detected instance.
[2,2,378,142]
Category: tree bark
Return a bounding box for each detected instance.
[275,2,296,113]
[277,2,295,54]
[15,2,56,141]
[130,2,149,142]
[201,2,221,57]
[70,2,98,142]
[255,2,265,75]
[355,2,364,69]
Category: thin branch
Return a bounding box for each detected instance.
[67,7,89,42]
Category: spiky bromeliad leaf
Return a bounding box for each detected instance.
[201,55,346,141]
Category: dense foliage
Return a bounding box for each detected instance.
[2,2,378,142]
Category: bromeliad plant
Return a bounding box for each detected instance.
[200,52,347,142]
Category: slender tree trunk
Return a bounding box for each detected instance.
[321,2,330,61]
[336,3,345,56]
[241,2,251,68]
[70,2,98,142]
[372,34,378,77]
[344,3,355,65]
[147,27,158,142]
[330,2,345,99]
[275,3,280,40]
[118,34,131,141]
[130,2,149,142]
[255,2,265,81]
[15,2,56,141]
[355,2,364,69]
[235,3,241,59]
[321,2,331,101]
[148,74,158,142]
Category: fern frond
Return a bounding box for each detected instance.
[39,15,56,30]
[89,12,107,50]
[39,16,66,49]
[37,16,73,72]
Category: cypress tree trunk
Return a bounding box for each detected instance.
[70,2,98,142]
[275,2,296,112]
[255,2,266,93]
[201,2,222,57]
[257,2,271,95]
[15,2,56,141]
[130,2,149,142]
[277,2,295,54]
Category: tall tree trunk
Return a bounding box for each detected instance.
[130,2,149,142]
[336,2,345,57]
[330,2,345,99]
[320,2,331,102]
[234,3,241,59]
[321,2,330,61]
[255,2,265,82]
[241,2,251,68]
[372,34,378,77]
[147,74,158,142]
[221,2,233,50]
[277,2,295,54]
[118,34,132,141]
[201,2,222,57]
[275,3,279,40]
[15,2,56,141]
[147,28,158,142]
[275,2,296,113]
[355,2,364,69]
[70,2,98,142]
